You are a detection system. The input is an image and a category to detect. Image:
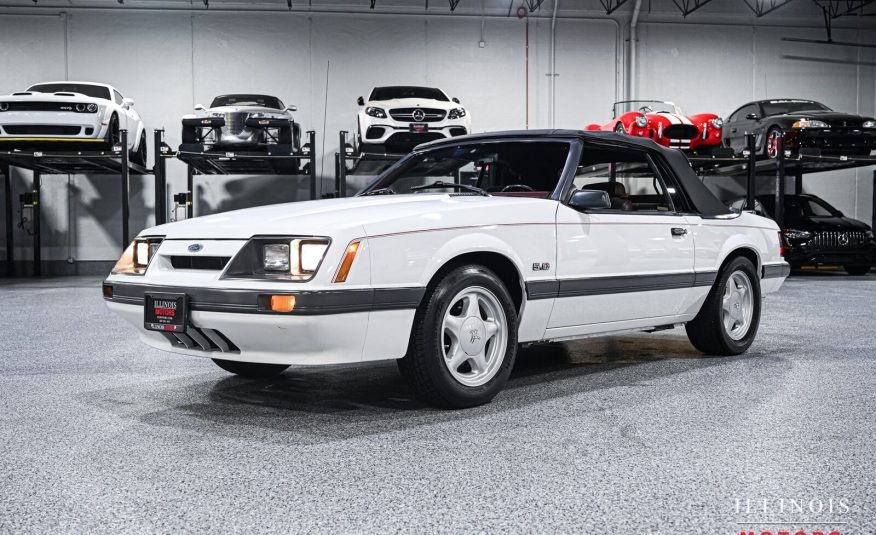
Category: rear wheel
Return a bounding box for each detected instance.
[212,359,289,378]
[397,264,518,409]
[686,256,761,355]
[844,265,871,276]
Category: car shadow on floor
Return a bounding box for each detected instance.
[132,333,787,444]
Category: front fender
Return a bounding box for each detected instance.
[419,232,526,287]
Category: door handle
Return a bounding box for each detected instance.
[671,227,688,236]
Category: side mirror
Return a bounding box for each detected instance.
[745,113,759,120]
[286,105,297,112]
[568,189,611,212]
[357,96,365,106]
[452,97,460,104]
[122,97,135,108]
[194,104,206,112]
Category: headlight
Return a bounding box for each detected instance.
[0,102,8,112]
[783,229,812,240]
[863,120,876,128]
[223,236,331,281]
[366,107,387,118]
[635,115,648,128]
[448,107,467,120]
[86,103,98,113]
[710,117,724,129]
[112,237,163,275]
[866,230,874,240]
[792,119,828,129]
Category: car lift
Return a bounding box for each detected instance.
[689,131,876,227]
[0,130,154,277]
[173,131,317,217]
[333,130,407,197]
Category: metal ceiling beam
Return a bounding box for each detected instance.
[814,0,876,18]
[742,0,795,16]
[671,0,715,17]
[449,0,461,11]
[524,0,545,11]
[598,0,631,14]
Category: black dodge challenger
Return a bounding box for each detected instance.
[722,99,876,158]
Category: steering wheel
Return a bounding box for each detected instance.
[500,184,535,192]
[639,106,653,114]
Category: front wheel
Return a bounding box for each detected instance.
[212,358,289,378]
[685,256,761,356]
[614,123,626,135]
[844,265,871,276]
[397,264,518,409]
[105,114,120,147]
[132,131,147,166]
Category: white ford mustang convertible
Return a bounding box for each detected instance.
[104,130,788,408]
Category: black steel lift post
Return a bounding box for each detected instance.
[334,130,407,197]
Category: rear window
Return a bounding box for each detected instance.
[27,83,111,100]
[210,95,284,109]
[370,87,449,102]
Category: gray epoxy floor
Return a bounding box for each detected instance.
[0,275,874,534]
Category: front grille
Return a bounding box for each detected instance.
[663,124,699,140]
[811,231,868,249]
[3,125,82,135]
[161,326,239,353]
[170,255,231,270]
[1,102,89,112]
[389,108,447,123]
[223,112,247,135]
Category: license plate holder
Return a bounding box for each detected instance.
[409,123,429,133]
[144,293,188,332]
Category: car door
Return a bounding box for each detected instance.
[546,144,696,337]
[726,103,759,151]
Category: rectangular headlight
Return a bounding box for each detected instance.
[112,236,164,275]
[263,243,291,272]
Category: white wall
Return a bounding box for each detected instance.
[0,5,873,270]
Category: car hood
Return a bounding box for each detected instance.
[0,91,105,104]
[366,98,457,110]
[208,105,287,115]
[775,110,872,123]
[146,194,554,240]
[788,216,871,232]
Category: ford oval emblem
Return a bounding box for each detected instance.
[188,243,203,253]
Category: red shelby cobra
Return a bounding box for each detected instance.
[586,100,724,154]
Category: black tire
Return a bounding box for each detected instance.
[105,114,120,147]
[132,131,147,166]
[685,256,761,356]
[844,265,871,276]
[614,123,626,135]
[212,358,289,378]
[397,264,518,409]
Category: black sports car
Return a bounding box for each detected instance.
[723,99,876,158]
[728,194,875,275]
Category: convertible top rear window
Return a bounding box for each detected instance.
[370,86,449,102]
[27,83,111,101]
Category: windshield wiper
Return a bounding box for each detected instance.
[359,187,396,196]
[409,181,489,196]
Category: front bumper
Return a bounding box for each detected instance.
[360,114,469,150]
[103,280,422,365]
[0,110,107,140]
[785,128,876,155]
[783,246,876,267]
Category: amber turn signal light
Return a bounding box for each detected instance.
[333,240,361,283]
[269,295,296,312]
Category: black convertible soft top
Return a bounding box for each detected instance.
[422,129,733,219]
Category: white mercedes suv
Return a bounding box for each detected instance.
[356,86,471,153]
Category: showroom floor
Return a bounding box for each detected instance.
[1,275,873,534]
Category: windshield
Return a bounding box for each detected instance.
[370,86,449,102]
[27,83,111,100]
[758,196,841,220]
[362,141,571,196]
[613,100,680,118]
[210,95,284,109]
[761,100,831,116]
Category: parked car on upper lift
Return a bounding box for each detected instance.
[585,100,724,154]
[727,194,875,275]
[0,81,147,164]
[723,99,876,159]
[356,86,470,153]
[103,130,788,408]
[180,94,302,160]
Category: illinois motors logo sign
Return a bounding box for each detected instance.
[735,496,850,535]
